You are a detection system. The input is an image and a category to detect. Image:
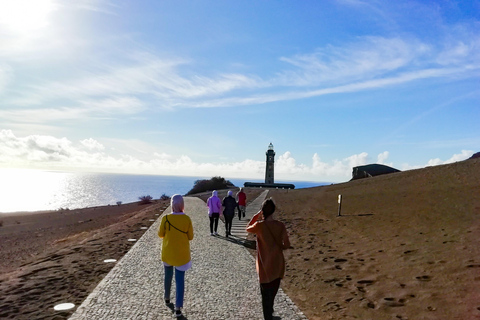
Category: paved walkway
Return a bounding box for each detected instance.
[69,191,308,320]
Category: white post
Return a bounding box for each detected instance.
[337,194,342,216]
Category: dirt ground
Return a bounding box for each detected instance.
[269,158,480,320]
[1,159,479,320]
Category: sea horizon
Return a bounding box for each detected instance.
[0,169,330,213]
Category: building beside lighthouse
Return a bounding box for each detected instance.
[244,143,295,189]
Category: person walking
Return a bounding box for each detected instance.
[246,198,290,320]
[207,190,222,236]
[222,190,239,237]
[236,187,247,220]
[158,194,194,318]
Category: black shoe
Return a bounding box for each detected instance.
[175,309,182,318]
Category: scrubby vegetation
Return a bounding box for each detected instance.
[138,195,153,204]
[186,176,235,195]
[160,193,170,201]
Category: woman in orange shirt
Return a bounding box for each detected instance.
[246,198,290,320]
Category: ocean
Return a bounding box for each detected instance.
[0,169,326,213]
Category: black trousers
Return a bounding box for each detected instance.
[209,213,219,233]
[260,278,281,320]
[224,214,234,234]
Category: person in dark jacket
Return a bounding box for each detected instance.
[222,190,239,237]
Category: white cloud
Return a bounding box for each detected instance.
[80,138,104,151]
[0,130,368,181]
[377,151,390,165]
[426,150,473,166]
[272,151,371,181]
[0,132,474,183]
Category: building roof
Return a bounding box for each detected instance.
[351,164,401,180]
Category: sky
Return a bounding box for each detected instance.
[0,0,479,183]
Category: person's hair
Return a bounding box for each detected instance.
[228,190,233,196]
[261,198,276,218]
[239,187,243,192]
[171,194,184,212]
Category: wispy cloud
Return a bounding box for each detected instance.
[70,0,120,15]
[2,27,479,121]
[1,0,479,135]
[277,36,429,86]
[0,96,143,124]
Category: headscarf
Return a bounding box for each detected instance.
[171,194,184,213]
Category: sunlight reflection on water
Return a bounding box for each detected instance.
[0,169,326,213]
[0,169,72,212]
[0,169,195,213]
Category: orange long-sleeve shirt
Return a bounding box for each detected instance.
[247,218,290,283]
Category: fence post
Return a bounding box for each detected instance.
[337,194,342,216]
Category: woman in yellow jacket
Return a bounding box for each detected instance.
[158,194,194,318]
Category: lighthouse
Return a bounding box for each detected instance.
[243,143,295,189]
[265,143,275,184]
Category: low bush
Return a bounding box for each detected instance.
[160,193,170,201]
[139,195,153,204]
[186,176,235,195]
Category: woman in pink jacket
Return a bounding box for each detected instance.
[207,190,222,235]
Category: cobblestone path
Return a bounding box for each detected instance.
[69,191,308,320]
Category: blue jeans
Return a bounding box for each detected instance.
[164,266,185,308]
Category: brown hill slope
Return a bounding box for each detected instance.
[268,158,480,320]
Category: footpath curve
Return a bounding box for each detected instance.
[69,190,308,320]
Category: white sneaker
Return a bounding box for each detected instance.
[214,232,218,235]
[210,233,214,236]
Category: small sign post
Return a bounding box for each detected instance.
[337,194,342,216]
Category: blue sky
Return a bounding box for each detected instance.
[0,0,479,183]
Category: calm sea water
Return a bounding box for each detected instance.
[0,169,326,213]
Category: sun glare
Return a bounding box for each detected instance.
[0,0,56,33]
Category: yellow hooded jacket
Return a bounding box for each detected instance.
[158,213,194,266]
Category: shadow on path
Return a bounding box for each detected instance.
[213,234,256,250]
